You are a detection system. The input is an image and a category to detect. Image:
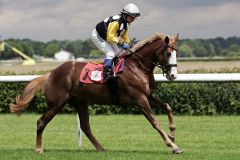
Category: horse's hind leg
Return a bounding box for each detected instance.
[75,102,105,151]
[148,96,176,142]
[35,97,68,153]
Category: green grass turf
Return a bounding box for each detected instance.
[0,114,239,160]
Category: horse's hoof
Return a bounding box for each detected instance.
[168,135,175,142]
[35,148,44,154]
[96,147,105,152]
[172,148,184,154]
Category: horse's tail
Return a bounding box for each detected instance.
[10,74,49,115]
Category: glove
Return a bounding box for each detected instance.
[129,42,134,47]
[121,43,130,49]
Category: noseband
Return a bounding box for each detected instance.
[127,45,178,75]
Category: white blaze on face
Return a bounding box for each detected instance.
[168,50,178,80]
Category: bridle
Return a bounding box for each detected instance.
[127,45,178,75]
[161,45,178,76]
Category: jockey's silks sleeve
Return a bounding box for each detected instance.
[121,29,130,44]
[107,21,120,44]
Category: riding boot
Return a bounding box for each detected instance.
[103,58,113,83]
[103,67,113,82]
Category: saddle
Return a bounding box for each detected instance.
[79,58,125,84]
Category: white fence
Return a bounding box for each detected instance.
[2,73,240,147]
[154,73,240,82]
[1,73,240,82]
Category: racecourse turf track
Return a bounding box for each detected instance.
[0,114,239,160]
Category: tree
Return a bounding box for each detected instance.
[4,40,25,59]
[21,39,35,57]
[195,46,208,57]
[178,44,193,57]
[222,44,240,57]
[72,40,84,58]
[0,36,239,59]
[31,41,46,56]
[43,43,60,57]
[89,49,103,58]
[63,41,75,54]
[229,44,240,52]
[82,38,97,55]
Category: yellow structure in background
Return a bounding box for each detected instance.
[0,41,35,65]
[0,41,5,52]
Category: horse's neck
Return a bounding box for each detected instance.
[129,40,160,72]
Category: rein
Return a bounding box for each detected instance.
[126,45,177,73]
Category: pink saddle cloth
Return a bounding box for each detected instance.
[79,58,125,84]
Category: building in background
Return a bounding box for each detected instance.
[54,49,75,61]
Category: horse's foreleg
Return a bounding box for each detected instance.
[148,97,176,142]
[136,95,183,154]
[75,102,105,151]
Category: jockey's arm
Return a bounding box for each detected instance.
[121,29,130,44]
[106,21,120,44]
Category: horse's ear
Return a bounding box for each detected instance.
[165,36,169,45]
[175,33,179,41]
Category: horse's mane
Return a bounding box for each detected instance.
[130,32,166,52]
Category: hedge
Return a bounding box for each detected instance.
[0,82,239,115]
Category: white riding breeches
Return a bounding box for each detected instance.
[92,29,122,59]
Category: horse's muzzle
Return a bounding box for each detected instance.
[166,74,177,81]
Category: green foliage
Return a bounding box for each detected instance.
[1,38,97,60]
[154,83,240,115]
[221,44,240,57]
[177,36,240,57]
[178,44,193,57]
[1,36,239,59]
[81,38,97,55]
[0,83,25,112]
[1,39,37,59]
[1,82,239,115]
[89,49,103,58]
[43,43,61,57]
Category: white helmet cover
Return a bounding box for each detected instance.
[122,3,140,18]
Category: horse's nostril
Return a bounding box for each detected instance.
[170,74,177,80]
[172,74,178,78]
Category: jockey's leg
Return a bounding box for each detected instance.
[104,44,121,82]
[91,29,122,82]
[103,58,113,81]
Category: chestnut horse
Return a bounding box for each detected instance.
[10,33,183,154]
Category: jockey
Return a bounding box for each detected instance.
[92,3,140,82]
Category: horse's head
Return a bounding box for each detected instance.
[155,33,179,81]
[130,33,179,81]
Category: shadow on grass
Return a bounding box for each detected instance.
[0,148,171,155]
[43,148,171,155]
[0,148,186,160]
